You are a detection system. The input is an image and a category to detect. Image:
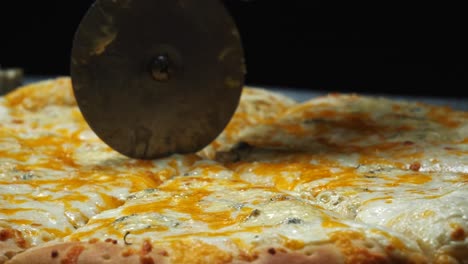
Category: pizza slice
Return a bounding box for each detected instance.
[1,78,296,262]
[224,155,467,262]
[0,79,201,261]
[8,160,426,263]
[219,94,468,173]
[210,94,468,262]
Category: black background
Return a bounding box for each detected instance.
[1,1,467,98]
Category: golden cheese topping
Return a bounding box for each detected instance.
[199,88,297,159]
[226,157,468,258]
[224,94,468,173]
[211,93,468,261]
[66,161,424,262]
[210,95,468,259]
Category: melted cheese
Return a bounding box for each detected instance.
[0,79,201,246]
[66,172,422,260]
[213,94,468,260]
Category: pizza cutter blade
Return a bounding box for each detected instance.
[71,0,245,159]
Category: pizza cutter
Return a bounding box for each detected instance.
[71,0,245,159]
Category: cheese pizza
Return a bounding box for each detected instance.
[0,78,467,263]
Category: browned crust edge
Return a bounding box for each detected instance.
[0,241,23,264]
[5,239,430,264]
[6,241,347,264]
[6,241,170,264]
[234,244,345,264]
[0,228,29,264]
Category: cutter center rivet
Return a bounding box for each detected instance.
[151,54,171,82]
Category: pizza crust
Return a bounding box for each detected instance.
[5,241,170,264]
[8,240,415,264]
[0,228,28,264]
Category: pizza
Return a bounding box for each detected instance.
[0,78,467,263]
